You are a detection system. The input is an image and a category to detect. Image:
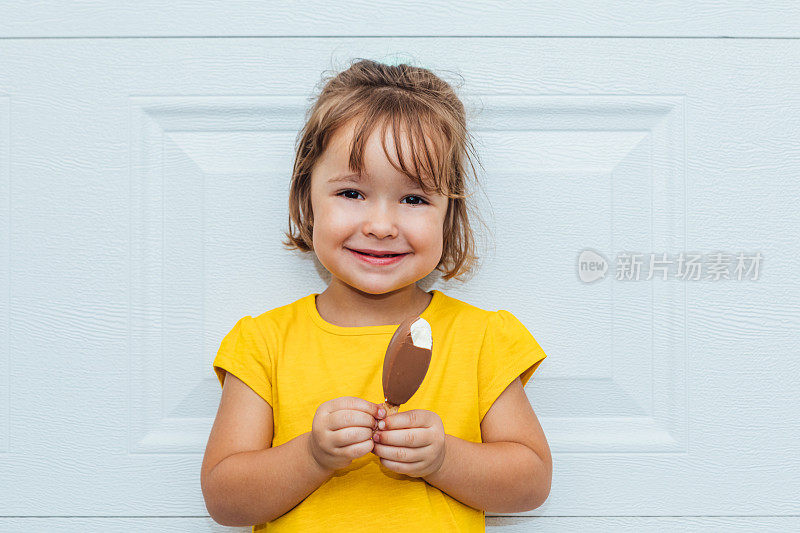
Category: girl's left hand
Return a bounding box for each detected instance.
[371,409,446,478]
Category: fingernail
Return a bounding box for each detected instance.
[373,432,380,442]
[378,408,385,418]
[378,420,385,430]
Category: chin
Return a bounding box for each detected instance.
[345,275,418,294]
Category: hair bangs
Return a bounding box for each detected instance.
[343,97,453,198]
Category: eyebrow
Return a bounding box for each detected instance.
[327,173,365,184]
[327,172,423,189]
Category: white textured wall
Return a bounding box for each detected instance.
[1,1,799,531]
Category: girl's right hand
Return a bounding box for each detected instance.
[309,396,384,471]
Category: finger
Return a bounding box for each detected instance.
[328,396,380,418]
[372,442,425,463]
[373,428,429,448]
[328,409,378,431]
[372,442,426,463]
[337,437,375,459]
[381,409,427,430]
[330,426,374,447]
[379,457,424,473]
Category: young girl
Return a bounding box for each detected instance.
[201,58,551,532]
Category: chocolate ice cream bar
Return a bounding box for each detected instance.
[380,315,433,416]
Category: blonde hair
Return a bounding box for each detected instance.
[282,57,488,282]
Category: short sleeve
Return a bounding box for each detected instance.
[212,315,273,407]
[477,309,547,422]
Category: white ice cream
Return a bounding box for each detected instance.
[409,317,433,350]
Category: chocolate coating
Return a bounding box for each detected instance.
[382,315,432,406]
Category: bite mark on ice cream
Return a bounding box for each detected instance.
[409,317,433,350]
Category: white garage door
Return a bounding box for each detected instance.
[1,2,798,531]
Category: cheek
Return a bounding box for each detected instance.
[313,200,355,238]
[408,214,444,244]
[321,206,355,231]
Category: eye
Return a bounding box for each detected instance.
[336,189,363,200]
[335,190,429,206]
[403,195,429,206]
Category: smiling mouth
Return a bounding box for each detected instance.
[358,252,402,258]
[348,249,407,258]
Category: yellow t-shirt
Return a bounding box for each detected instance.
[212,289,547,532]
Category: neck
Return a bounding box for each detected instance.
[315,282,432,327]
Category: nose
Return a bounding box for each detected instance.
[362,199,398,239]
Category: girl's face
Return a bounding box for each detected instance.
[309,119,449,296]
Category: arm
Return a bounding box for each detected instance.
[204,431,334,526]
[201,372,334,526]
[422,376,552,513]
